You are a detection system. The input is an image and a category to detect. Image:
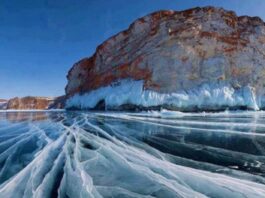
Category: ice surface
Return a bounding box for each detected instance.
[66,79,260,110]
[0,111,265,197]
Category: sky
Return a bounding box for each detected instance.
[1,0,265,99]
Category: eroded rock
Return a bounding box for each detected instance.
[65,7,265,111]
[3,96,65,110]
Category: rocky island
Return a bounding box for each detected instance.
[65,7,265,111]
[0,96,65,110]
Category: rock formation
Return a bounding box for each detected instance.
[48,95,66,109]
[6,97,54,110]
[65,7,265,111]
[1,96,65,110]
[0,99,7,110]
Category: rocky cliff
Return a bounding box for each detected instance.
[0,99,7,110]
[65,7,265,111]
[2,96,65,110]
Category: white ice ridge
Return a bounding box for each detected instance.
[66,79,259,110]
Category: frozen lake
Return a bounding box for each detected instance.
[0,110,265,197]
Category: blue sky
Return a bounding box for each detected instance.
[1,0,265,99]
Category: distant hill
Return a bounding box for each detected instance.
[0,96,65,110]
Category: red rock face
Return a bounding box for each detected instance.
[5,96,65,110]
[6,97,54,110]
[65,7,265,102]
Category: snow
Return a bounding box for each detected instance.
[66,79,260,111]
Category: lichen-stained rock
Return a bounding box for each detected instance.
[65,7,265,111]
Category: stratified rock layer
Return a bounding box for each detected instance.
[65,7,265,111]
